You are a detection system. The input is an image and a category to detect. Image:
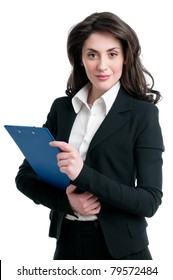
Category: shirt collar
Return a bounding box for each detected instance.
[72,83,91,113]
[101,82,120,114]
[72,82,120,114]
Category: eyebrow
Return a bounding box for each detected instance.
[85,47,121,52]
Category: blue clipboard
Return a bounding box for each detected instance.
[4,125,70,189]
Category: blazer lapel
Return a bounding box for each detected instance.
[57,98,76,142]
[87,87,133,154]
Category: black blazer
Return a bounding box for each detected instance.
[15,87,164,258]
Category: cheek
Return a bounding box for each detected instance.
[83,61,95,74]
[113,62,124,73]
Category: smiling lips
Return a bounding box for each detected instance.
[95,74,111,81]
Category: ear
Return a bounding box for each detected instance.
[81,61,84,66]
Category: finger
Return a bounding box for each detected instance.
[49,141,75,152]
[93,204,101,214]
[57,159,76,178]
[81,197,100,212]
[89,200,101,210]
[57,152,76,163]
[57,158,69,168]
[66,184,77,194]
[57,152,69,161]
[83,204,101,215]
[84,193,99,202]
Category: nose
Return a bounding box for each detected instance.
[97,57,108,72]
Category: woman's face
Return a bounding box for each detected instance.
[82,32,124,96]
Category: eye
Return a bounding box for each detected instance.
[109,52,118,58]
[87,52,97,58]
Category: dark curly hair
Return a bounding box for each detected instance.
[66,12,161,104]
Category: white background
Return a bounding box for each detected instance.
[0,0,172,278]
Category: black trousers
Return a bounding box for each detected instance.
[53,219,152,260]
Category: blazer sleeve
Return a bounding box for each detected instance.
[15,99,73,214]
[15,159,72,213]
[72,104,164,218]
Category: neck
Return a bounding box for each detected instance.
[87,88,103,108]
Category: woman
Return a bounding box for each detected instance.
[16,12,164,260]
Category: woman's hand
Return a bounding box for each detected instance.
[66,185,101,215]
[49,141,83,181]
